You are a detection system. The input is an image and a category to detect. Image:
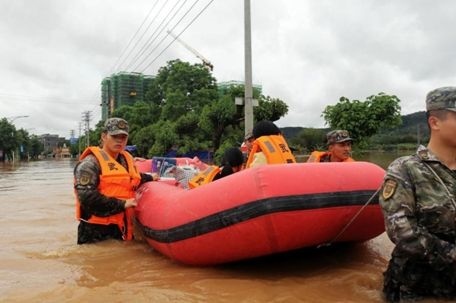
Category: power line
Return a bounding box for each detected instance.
[133,0,203,72]
[125,0,188,71]
[114,0,164,72]
[87,1,164,127]
[139,0,215,73]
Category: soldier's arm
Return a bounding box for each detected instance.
[380,160,455,265]
[139,172,155,184]
[74,156,126,217]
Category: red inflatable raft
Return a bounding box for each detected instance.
[135,162,386,266]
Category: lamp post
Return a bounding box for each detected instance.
[7,115,29,123]
[5,115,30,162]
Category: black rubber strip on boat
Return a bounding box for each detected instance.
[139,190,379,243]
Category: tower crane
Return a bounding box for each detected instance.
[167,30,214,71]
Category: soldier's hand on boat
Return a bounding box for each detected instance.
[124,198,137,208]
[144,172,159,181]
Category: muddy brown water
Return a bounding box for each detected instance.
[0,154,442,302]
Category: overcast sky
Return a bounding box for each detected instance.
[1,0,455,138]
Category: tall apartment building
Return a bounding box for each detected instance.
[101,72,154,120]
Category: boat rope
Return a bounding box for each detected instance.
[317,186,381,248]
[423,162,456,209]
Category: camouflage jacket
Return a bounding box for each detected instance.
[380,145,456,266]
[74,154,152,220]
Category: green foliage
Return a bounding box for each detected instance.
[218,84,262,100]
[16,129,30,160]
[199,95,238,150]
[369,111,428,148]
[131,125,155,157]
[322,93,402,146]
[0,118,45,161]
[29,135,44,159]
[147,120,178,156]
[0,118,17,160]
[146,59,217,117]
[254,96,289,122]
[289,128,328,153]
[97,59,290,158]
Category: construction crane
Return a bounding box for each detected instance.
[167,30,214,71]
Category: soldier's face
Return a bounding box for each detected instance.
[329,141,352,162]
[439,111,456,147]
[245,138,254,151]
[102,133,128,156]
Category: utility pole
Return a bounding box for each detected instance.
[244,0,254,136]
[78,122,82,157]
[69,129,75,158]
[82,111,92,149]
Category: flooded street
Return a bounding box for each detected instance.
[0,158,441,302]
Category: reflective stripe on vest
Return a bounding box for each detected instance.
[75,147,141,240]
[188,165,221,189]
[246,135,296,168]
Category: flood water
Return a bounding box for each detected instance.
[0,152,443,302]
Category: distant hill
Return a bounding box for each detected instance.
[394,111,428,136]
[280,127,322,140]
[373,111,429,144]
[280,111,429,144]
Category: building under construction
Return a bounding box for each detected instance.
[101,72,154,120]
[218,80,262,95]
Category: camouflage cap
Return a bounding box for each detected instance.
[326,130,353,145]
[426,86,456,112]
[104,118,129,136]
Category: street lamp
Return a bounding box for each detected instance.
[6,115,29,123]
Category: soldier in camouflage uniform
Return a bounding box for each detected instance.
[380,87,456,302]
[74,118,155,244]
[307,130,354,162]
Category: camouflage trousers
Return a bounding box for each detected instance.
[77,221,123,244]
[383,254,456,302]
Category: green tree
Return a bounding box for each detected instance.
[112,101,160,139]
[148,120,179,156]
[132,124,156,157]
[0,118,17,161]
[29,135,44,159]
[199,95,238,151]
[290,128,328,153]
[105,60,291,157]
[322,93,401,146]
[146,59,218,121]
[254,96,289,122]
[16,129,31,160]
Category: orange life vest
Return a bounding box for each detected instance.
[307,151,354,163]
[75,146,141,240]
[246,135,296,168]
[188,165,221,189]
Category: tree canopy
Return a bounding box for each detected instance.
[322,93,401,146]
[0,118,43,161]
[0,118,17,161]
[108,59,289,160]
